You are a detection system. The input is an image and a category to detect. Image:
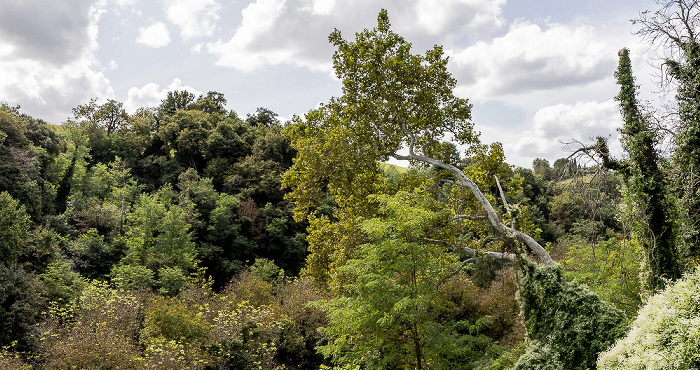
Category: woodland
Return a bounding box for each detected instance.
[3,0,700,369]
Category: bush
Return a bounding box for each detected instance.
[514,255,627,370]
[0,264,42,352]
[598,267,700,369]
[110,263,155,290]
[40,260,87,306]
[38,282,142,369]
[560,235,641,318]
[141,296,211,368]
[157,267,188,297]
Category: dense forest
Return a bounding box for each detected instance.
[3,1,700,369]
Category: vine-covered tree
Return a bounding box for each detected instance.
[593,48,680,293]
[635,0,700,267]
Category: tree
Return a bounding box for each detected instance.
[0,191,31,264]
[532,158,553,181]
[73,99,129,136]
[314,190,501,369]
[635,0,700,267]
[283,9,553,289]
[590,48,680,293]
[616,48,680,291]
[283,10,625,369]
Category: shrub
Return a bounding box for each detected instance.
[38,282,142,369]
[0,264,42,352]
[598,267,700,369]
[514,255,627,370]
[40,260,87,306]
[157,266,188,297]
[110,263,155,290]
[141,296,211,368]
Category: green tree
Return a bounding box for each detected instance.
[635,0,700,267]
[314,190,498,369]
[593,48,680,293]
[0,191,31,264]
[283,11,625,369]
[0,264,42,351]
[73,98,129,136]
[40,260,87,306]
[283,9,553,288]
[159,110,213,170]
[123,191,196,272]
[532,158,552,181]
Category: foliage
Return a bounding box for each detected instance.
[157,266,189,297]
[614,48,679,293]
[282,9,477,288]
[0,264,42,352]
[249,257,284,283]
[40,260,87,306]
[597,266,700,369]
[110,263,155,290]
[514,255,628,370]
[38,281,143,369]
[559,235,641,317]
[124,191,197,272]
[638,1,700,267]
[313,190,501,369]
[0,192,31,264]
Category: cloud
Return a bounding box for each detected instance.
[124,78,202,113]
[207,0,505,72]
[166,0,221,40]
[509,100,622,162]
[0,0,99,64]
[0,1,114,123]
[136,21,171,48]
[450,21,615,101]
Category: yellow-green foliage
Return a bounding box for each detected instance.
[142,296,210,346]
[560,236,642,318]
[0,349,32,370]
[39,282,143,369]
[598,267,700,369]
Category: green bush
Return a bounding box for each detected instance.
[38,282,143,369]
[40,260,87,306]
[598,267,700,369]
[157,266,188,297]
[514,255,627,370]
[110,263,155,290]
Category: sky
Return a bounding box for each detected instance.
[0,0,664,168]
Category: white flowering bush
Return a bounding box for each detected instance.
[598,267,700,369]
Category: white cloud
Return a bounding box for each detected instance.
[166,0,221,40]
[450,21,615,101]
[136,21,171,48]
[207,0,505,72]
[508,100,622,164]
[0,1,114,123]
[124,78,202,113]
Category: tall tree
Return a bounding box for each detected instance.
[283,11,625,369]
[636,0,700,266]
[612,48,679,292]
[283,10,553,289]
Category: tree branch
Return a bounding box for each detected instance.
[395,151,554,265]
[494,175,516,229]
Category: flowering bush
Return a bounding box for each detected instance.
[598,267,700,369]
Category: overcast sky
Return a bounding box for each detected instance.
[0,0,662,167]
